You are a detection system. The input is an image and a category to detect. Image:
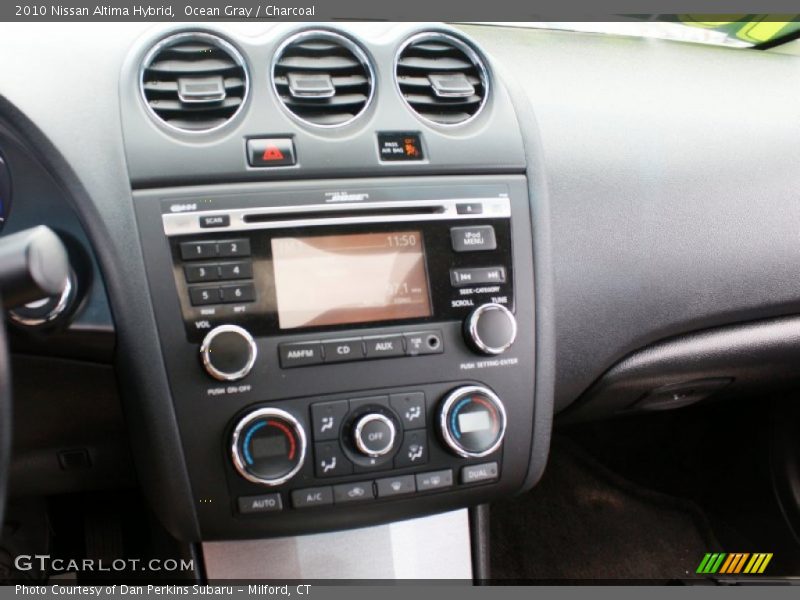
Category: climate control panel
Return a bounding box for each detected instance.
[226,383,506,517]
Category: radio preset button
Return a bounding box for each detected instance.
[450,266,507,287]
[314,441,352,478]
[404,331,444,356]
[220,283,255,304]
[333,481,374,504]
[185,264,220,283]
[363,335,405,358]
[310,400,349,441]
[389,392,427,429]
[219,261,253,280]
[279,342,324,368]
[180,241,217,261]
[291,486,334,509]
[218,239,251,258]
[376,475,416,498]
[450,225,497,252]
[189,286,221,306]
[322,339,364,363]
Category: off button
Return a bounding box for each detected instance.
[450,226,497,252]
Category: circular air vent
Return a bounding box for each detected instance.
[272,30,374,127]
[396,33,488,126]
[141,32,248,133]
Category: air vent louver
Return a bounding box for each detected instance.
[396,33,488,126]
[273,31,373,127]
[141,33,248,132]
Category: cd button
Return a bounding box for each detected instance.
[322,339,364,363]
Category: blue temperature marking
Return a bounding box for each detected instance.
[242,421,267,465]
[450,397,472,440]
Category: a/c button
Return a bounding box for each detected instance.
[322,339,364,363]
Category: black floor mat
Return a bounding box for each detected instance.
[490,438,721,581]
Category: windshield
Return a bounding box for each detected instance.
[469,17,800,48]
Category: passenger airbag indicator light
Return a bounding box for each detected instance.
[378,132,425,161]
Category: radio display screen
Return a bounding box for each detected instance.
[271,231,432,330]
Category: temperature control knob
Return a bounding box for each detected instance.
[352,413,397,458]
[231,408,307,486]
[200,324,256,381]
[439,385,507,458]
[464,303,517,355]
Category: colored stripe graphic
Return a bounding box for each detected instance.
[697,552,773,575]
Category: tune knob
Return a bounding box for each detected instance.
[231,408,307,486]
[464,303,517,355]
[439,385,507,458]
[353,413,397,458]
[200,325,257,381]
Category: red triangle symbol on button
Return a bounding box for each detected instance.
[262,146,284,161]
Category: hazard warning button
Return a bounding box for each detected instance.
[246,138,296,167]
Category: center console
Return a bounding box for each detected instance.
[134,175,535,539]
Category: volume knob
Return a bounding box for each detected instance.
[465,303,517,355]
[200,325,257,381]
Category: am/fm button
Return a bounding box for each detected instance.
[278,341,324,368]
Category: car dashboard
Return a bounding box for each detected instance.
[1,20,800,579]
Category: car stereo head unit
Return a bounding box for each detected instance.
[163,196,514,348]
[134,176,537,539]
